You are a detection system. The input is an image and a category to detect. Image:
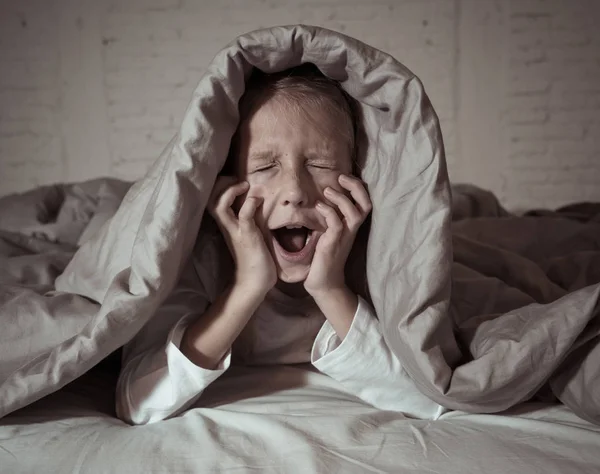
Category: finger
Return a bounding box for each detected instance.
[209,176,237,205]
[208,176,236,218]
[216,181,249,210]
[213,181,249,229]
[316,201,344,243]
[338,174,372,216]
[323,187,363,231]
[238,196,261,232]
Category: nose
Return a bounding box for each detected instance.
[280,170,309,207]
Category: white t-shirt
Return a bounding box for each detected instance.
[116,283,447,425]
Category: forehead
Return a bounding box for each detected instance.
[240,97,352,159]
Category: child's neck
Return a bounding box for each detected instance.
[275,280,309,299]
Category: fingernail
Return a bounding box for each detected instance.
[316,201,324,208]
[324,187,332,195]
[338,174,349,182]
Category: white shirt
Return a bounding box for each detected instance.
[116,287,446,425]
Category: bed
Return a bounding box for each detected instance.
[2,25,600,473]
[1,178,599,473]
[3,364,600,473]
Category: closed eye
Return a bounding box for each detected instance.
[252,164,276,173]
[308,162,335,170]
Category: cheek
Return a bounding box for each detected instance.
[247,182,268,200]
[316,173,346,196]
[246,172,270,186]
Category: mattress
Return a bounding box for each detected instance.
[2,363,599,473]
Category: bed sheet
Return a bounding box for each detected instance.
[2,364,599,473]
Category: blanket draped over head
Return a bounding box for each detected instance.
[1,25,600,424]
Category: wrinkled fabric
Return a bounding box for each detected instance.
[0,25,599,425]
[5,364,600,474]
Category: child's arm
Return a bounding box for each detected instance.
[180,283,266,369]
[310,293,447,420]
[305,175,446,419]
[116,178,276,425]
[115,258,220,425]
[116,269,266,425]
[181,176,277,368]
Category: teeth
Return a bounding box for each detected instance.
[285,225,302,229]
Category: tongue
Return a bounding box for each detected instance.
[277,229,307,253]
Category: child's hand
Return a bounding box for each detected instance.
[304,174,372,298]
[208,176,277,297]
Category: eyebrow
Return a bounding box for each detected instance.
[249,151,279,162]
[248,150,339,164]
[304,150,336,162]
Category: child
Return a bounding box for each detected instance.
[116,64,446,425]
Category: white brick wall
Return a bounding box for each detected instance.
[0,0,63,194]
[1,0,599,209]
[503,0,600,209]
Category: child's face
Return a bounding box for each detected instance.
[233,97,353,284]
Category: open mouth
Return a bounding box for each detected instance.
[272,226,313,253]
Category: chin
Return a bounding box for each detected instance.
[277,264,310,283]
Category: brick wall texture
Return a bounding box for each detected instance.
[1,0,599,209]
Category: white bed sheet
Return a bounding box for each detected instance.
[1,364,599,473]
